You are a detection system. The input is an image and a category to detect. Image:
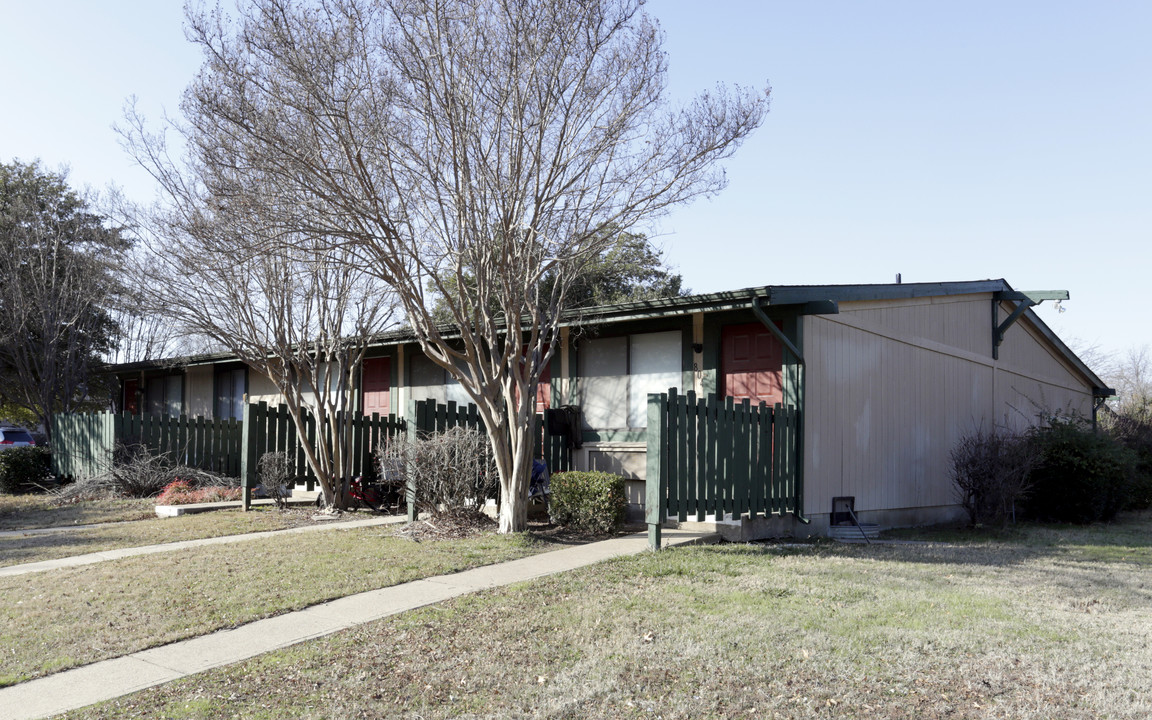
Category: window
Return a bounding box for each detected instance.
[215,367,247,420]
[578,330,682,430]
[146,375,183,416]
[409,354,447,405]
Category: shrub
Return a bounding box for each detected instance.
[548,471,627,534]
[156,479,195,504]
[1106,412,1152,510]
[156,478,243,505]
[54,445,238,502]
[257,452,291,509]
[1024,416,1137,523]
[377,426,498,519]
[950,426,1038,526]
[0,446,53,494]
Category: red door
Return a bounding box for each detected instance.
[362,357,391,417]
[535,358,551,414]
[123,379,140,415]
[721,323,783,406]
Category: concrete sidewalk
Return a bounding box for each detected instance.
[0,516,405,578]
[0,528,717,720]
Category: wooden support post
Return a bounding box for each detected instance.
[240,400,256,511]
[645,392,668,550]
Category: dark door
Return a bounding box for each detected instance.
[721,323,783,406]
[362,357,391,417]
[123,378,139,415]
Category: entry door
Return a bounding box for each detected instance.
[362,357,391,417]
[721,323,783,406]
[535,358,551,414]
[123,379,139,415]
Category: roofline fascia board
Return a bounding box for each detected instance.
[110,279,1113,399]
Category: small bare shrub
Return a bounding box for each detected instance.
[53,443,237,502]
[258,451,291,509]
[951,426,1038,526]
[377,426,497,519]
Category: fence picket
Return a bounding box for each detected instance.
[642,391,801,545]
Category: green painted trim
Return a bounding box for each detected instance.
[680,326,694,392]
[995,290,1069,303]
[701,320,720,396]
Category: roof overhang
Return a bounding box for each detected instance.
[104,279,1114,398]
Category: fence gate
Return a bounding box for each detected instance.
[645,388,803,549]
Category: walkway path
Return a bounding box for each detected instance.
[0,527,716,720]
[0,516,404,578]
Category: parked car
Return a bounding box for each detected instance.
[0,425,36,449]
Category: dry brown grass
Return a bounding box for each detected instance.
[0,506,359,567]
[0,495,155,531]
[0,525,549,687]
[59,513,1152,719]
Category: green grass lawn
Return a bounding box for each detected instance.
[58,512,1152,720]
[0,524,555,687]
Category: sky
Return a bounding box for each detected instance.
[1,0,1149,372]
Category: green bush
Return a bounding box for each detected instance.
[1024,417,1137,523]
[0,446,53,494]
[1106,413,1152,510]
[549,471,627,534]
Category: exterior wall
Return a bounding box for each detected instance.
[993,302,1094,429]
[802,293,1095,532]
[246,373,282,407]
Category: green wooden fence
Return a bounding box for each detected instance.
[645,388,803,549]
[51,399,571,498]
[239,402,407,493]
[50,412,243,480]
[412,399,572,474]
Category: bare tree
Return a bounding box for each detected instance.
[104,253,197,365]
[112,167,397,508]
[126,0,768,531]
[1108,345,1152,421]
[0,161,125,437]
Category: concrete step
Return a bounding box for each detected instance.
[154,492,319,518]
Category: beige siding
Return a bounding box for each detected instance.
[246,373,282,407]
[185,366,214,418]
[994,303,1093,428]
[804,294,1094,524]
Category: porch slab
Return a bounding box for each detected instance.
[154,493,319,517]
[675,514,797,542]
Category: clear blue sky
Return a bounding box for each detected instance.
[2,1,1149,369]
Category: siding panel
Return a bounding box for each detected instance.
[804,293,1094,522]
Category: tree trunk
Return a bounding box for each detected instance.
[495,404,537,533]
[498,476,528,533]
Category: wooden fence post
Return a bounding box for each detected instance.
[645,391,668,550]
[240,402,256,511]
